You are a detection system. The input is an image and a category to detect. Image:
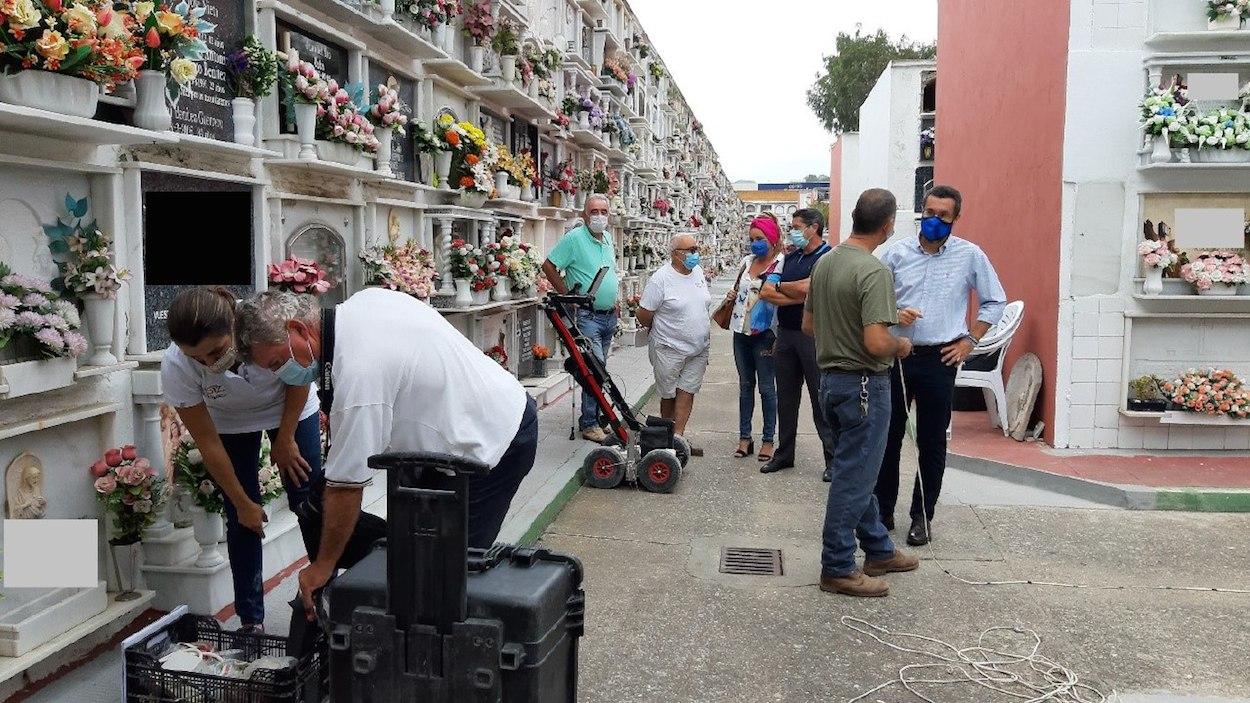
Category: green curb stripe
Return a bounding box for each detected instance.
[518,381,657,546]
[1153,489,1250,513]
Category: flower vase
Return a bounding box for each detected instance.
[108,540,143,601]
[133,70,172,131]
[494,170,510,195]
[1150,135,1172,163]
[520,184,535,202]
[1143,267,1164,296]
[459,191,489,208]
[454,278,473,307]
[375,128,394,177]
[549,191,563,208]
[231,98,256,146]
[435,150,453,188]
[81,293,118,367]
[1200,149,1250,163]
[610,132,620,149]
[469,46,486,74]
[190,506,225,568]
[578,111,591,130]
[0,70,99,118]
[528,80,541,99]
[434,23,450,53]
[295,102,318,160]
[493,276,512,301]
[575,191,587,210]
[1208,13,1242,30]
[471,288,491,305]
[380,0,395,19]
[501,55,518,84]
[1199,282,1239,296]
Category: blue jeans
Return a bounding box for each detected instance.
[819,371,896,577]
[732,330,777,443]
[576,309,618,430]
[219,413,324,625]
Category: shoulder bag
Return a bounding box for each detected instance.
[711,261,749,330]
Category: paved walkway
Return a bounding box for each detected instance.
[541,322,1250,702]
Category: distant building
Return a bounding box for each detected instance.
[734,182,824,223]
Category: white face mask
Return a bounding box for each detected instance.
[587,215,609,234]
[206,346,238,374]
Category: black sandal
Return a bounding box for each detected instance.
[733,440,754,458]
[757,442,774,462]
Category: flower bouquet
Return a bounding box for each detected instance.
[267,256,333,294]
[0,263,88,361]
[1206,0,1249,27]
[0,0,145,93]
[462,0,493,46]
[278,51,330,105]
[129,0,215,102]
[227,35,278,100]
[368,77,410,135]
[360,241,437,298]
[653,198,672,216]
[90,444,165,545]
[485,344,508,367]
[1137,239,1177,271]
[399,0,461,31]
[649,61,663,80]
[171,435,223,514]
[257,435,285,505]
[1162,368,1249,419]
[449,238,485,280]
[317,84,380,154]
[44,193,130,300]
[1181,250,1247,294]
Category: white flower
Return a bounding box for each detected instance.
[198,480,215,495]
[169,58,198,85]
[187,449,203,465]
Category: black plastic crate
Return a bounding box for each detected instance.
[124,614,325,703]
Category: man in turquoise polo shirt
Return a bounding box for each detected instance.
[542,194,620,442]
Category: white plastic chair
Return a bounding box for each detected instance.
[953,301,1026,437]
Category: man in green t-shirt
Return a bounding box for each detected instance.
[802,188,919,598]
[542,194,620,442]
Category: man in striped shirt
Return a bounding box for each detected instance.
[875,185,1007,547]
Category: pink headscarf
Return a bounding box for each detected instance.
[750,216,781,245]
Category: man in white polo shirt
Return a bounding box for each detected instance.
[236,287,538,615]
[637,233,711,441]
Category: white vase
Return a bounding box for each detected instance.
[380,0,395,19]
[501,55,518,84]
[493,276,512,301]
[133,70,171,131]
[575,191,587,210]
[494,170,510,195]
[1149,134,1172,163]
[528,80,541,99]
[453,278,473,307]
[295,102,318,160]
[520,184,535,202]
[108,541,143,600]
[610,132,620,149]
[433,23,449,53]
[190,506,225,568]
[0,70,99,118]
[375,128,394,177]
[81,293,118,367]
[469,46,486,74]
[578,111,590,130]
[231,98,256,146]
[435,149,453,188]
[1199,282,1239,296]
[1198,148,1250,163]
[459,191,489,208]
[317,139,361,165]
[0,357,77,399]
[471,288,491,305]
[1208,13,1242,30]
[1143,267,1164,295]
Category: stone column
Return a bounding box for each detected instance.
[436,216,455,296]
[137,400,173,540]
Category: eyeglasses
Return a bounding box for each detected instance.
[674,246,699,254]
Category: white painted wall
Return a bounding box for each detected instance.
[837,133,860,241]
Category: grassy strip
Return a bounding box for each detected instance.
[1153,489,1250,513]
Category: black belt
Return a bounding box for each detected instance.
[822,368,890,377]
[590,308,616,315]
[912,338,963,353]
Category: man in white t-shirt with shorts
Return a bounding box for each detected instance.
[637,233,712,442]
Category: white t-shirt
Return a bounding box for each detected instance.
[729,254,784,335]
[323,288,528,488]
[161,344,320,435]
[640,263,711,356]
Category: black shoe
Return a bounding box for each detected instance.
[821,468,832,482]
[881,517,895,532]
[760,461,793,474]
[906,519,931,546]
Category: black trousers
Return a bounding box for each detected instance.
[771,328,834,469]
[875,346,958,522]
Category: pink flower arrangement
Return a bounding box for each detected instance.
[1,264,87,360]
[267,257,333,295]
[317,88,380,153]
[279,51,330,104]
[1180,250,1247,292]
[90,444,165,545]
[360,242,437,299]
[1162,369,1250,419]
[368,79,410,135]
[1137,239,1177,270]
[653,198,672,216]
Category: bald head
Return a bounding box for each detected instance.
[669,232,700,272]
[851,188,896,239]
[669,233,697,253]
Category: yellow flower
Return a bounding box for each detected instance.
[35,29,70,63]
[155,9,184,35]
[169,57,197,84]
[436,113,454,129]
[63,6,98,35]
[133,1,155,21]
[5,0,40,31]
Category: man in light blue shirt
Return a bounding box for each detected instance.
[875,185,1006,547]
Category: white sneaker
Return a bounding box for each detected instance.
[581,426,608,443]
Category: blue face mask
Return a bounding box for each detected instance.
[788,229,808,248]
[683,252,701,270]
[750,240,770,257]
[919,215,954,242]
[277,335,319,386]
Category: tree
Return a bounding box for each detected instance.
[806,27,936,133]
[802,174,830,183]
[811,201,829,223]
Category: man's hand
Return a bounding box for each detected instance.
[236,500,268,537]
[941,337,976,366]
[897,307,923,326]
[297,561,334,621]
[896,337,914,359]
[270,435,311,487]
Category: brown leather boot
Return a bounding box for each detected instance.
[863,550,920,577]
[819,570,889,597]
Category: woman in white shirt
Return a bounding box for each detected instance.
[161,287,322,633]
[721,215,784,462]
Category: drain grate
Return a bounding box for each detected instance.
[719,547,783,576]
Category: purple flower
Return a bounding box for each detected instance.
[64,331,88,357]
[43,313,68,330]
[16,311,43,328]
[0,292,19,309]
[35,327,64,351]
[22,292,49,308]
[0,307,14,331]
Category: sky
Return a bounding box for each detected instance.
[626,0,938,183]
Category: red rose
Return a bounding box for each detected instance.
[90,460,110,478]
[105,448,123,467]
[121,445,138,461]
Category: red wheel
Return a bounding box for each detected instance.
[583,447,626,489]
[637,450,682,493]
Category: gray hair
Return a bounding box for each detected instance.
[583,194,610,213]
[668,232,697,253]
[235,290,319,359]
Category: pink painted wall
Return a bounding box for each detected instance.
[935,0,1070,444]
[828,140,843,239]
